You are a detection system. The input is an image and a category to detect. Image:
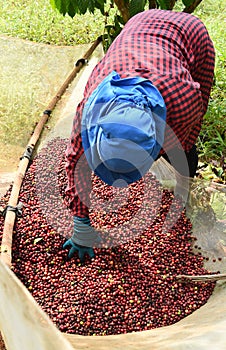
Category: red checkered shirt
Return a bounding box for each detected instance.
[65,9,215,217]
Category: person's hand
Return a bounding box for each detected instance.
[63,239,95,262]
[63,216,100,263]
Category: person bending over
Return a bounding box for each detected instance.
[63,9,215,262]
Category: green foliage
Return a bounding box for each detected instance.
[103,14,124,50]
[195,0,226,164]
[156,0,171,10]
[50,0,202,19]
[49,0,204,47]
[129,0,147,17]
[0,0,104,45]
[50,0,105,16]
[182,0,194,6]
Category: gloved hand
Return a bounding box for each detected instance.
[63,216,100,263]
[63,239,95,262]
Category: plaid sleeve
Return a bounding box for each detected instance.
[188,22,215,114]
[157,75,205,152]
[159,14,215,151]
[64,100,91,217]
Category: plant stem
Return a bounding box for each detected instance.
[149,0,157,9]
[114,0,130,23]
[176,273,226,282]
[183,0,203,13]
[169,0,177,9]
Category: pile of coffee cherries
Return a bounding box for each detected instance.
[0,138,215,336]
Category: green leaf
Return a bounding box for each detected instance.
[50,0,104,17]
[50,0,70,15]
[129,0,147,18]
[95,0,105,14]
[182,0,195,6]
[67,2,79,17]
[156,0,171,9]
[78,0,95,14]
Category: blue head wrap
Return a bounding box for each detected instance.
[81,71,166,187]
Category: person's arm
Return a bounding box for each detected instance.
[63,216,100,263]
[63,100,100,262]
[64,100,91,218]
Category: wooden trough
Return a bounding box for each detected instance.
[0,41,226,350]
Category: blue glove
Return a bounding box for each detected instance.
[63,216,99,263]
[63,239,95,262]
